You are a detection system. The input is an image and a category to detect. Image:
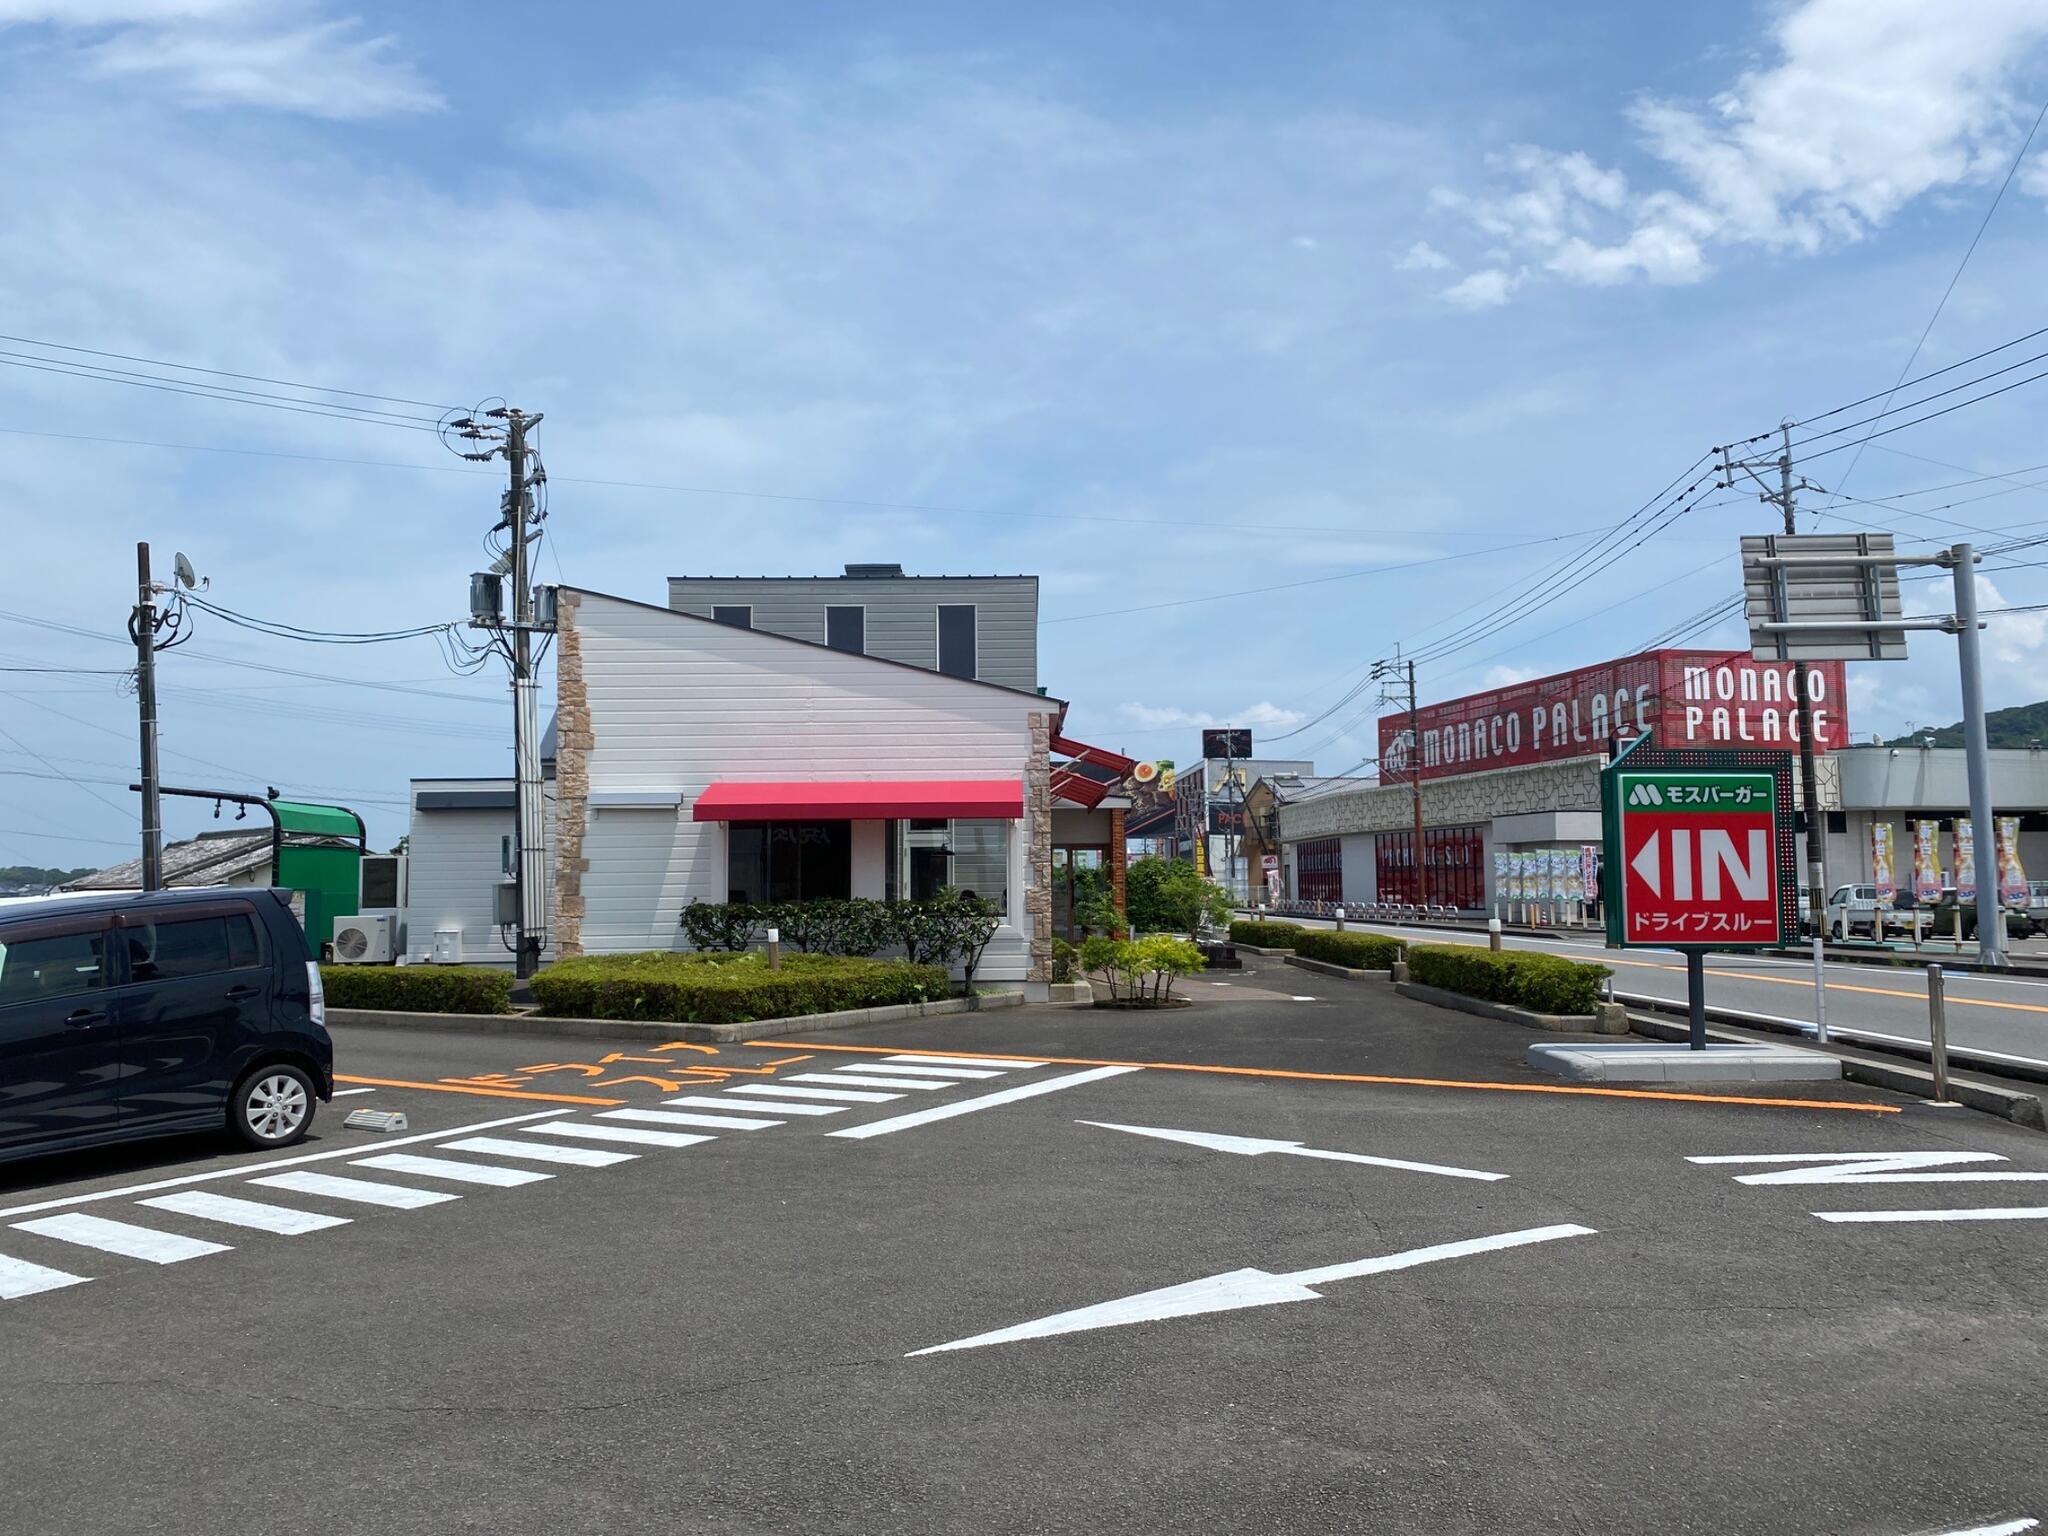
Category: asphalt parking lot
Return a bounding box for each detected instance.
[2,962,2044,1535]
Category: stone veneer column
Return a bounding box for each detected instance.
[1023,712,1054,981]
[550,590,592,958]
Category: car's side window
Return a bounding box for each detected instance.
[225,913,262,971]
[126,917,235,983]
[0,928,107,1007]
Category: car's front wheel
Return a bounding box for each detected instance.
[230,1064,317,1150]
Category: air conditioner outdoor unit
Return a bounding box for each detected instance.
[332,912,396,965]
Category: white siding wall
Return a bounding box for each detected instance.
[403,783,556,967]
[570,592,1051,981]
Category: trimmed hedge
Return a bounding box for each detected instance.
[1406,944,1610,1016]
[531,951,951,1025]
[1292,930,1405,971]
[320,965,513,1015]
[1229,919,1304,949]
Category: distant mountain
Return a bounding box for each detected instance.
[0,865,93,887]
[1885,701,2048,750]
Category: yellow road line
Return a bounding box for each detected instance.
[745,1041,1899,1114]
[334,1074,625,1107]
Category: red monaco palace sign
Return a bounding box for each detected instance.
[1378,649,1848,783]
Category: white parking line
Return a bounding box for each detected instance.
[13,1213,230,1265]
[1815,1207,2048,1224]
[799,1072,948,1090]
[882,1054,1045,1070]
[443,1136,638,1168]
[830,1066,1142,1141]
[251,1171,460,1209]
[726,1084,903,1104]
[858,1064,1007,1079]
[137,1191,350,1235]
[671,1094,841,1116]
[331,1088,379,1097]
[601,1108,778,1131]
[531,1121,712,1149]
[0,1253,90,1300]
[352,1153,552,1188]
[0,1108,566,1223]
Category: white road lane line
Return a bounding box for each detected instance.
[881,1054,1044,1070]
[857,1064,1006,1079]
[352,1153,552,1188]
[830,1066,1142,1141]
[660,1095,813,1117]
[250,1171,461,1209]
[1930,1519,2038,1534]
[137,1191,350,1235]
[0,1109,566,1223]
[1815,1207,2048,1224]
[331,1088,378,1097]
[0,1253,90,1300]
[444,1136,638,1167]
[726,1084,903,1104]
[531,1121,713,1148]
[600,1108,778,1131]
[12,1213,231,1264]
[795,1072,948,1090]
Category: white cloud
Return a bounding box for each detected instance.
[1441,268,1515,309]
[1,0,439,118]
[1394,239,1449,271]
[1118,701,1307,731]
[1430,0,2048,301]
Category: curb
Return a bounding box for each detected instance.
[329,991,1025,1044]
[1627,1012,2046,1131]
[1395,979,1628,1035]
[1284,954,1391,981]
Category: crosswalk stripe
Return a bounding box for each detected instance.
[601,1108,780,1131]
[858,1063,1006,1079]
[795,1072,947,1091]
[531,1121,713,1149]
[138,1191,350,1235]
[883,1055,1043,1070]
[352,1153,552,1188]
[0,1253,90,1300]
[829,1065,1144,1141]
[12,1212,231,1264]
[668,1094,842,1116]
[251,1171,461,1209]
[444,1136,638,1167]
[726,1084,902,1104]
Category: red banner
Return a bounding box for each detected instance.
[1378,650,1847,783]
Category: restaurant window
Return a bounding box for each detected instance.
[726,821,853,903]
[937,604,976,679]
[890,817,1009,915]
[826,605,865,655]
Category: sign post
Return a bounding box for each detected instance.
[1603,740,1795,1050]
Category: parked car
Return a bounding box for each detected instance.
[0,886,332,1165]
[1924,887,2037,943]
[1823,884,1884,940]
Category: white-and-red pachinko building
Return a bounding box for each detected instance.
[1272,647,2048,915]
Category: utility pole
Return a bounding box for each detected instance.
[131,542,163,891]
[1372,653,1426,905]
[452,405,550,980]
[1949,541,2005,965]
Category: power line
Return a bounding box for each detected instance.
[1813,92,2048,514]
[0,334,463,412]
[0,355,441,432]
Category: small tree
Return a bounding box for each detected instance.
[1124,857,1231,939]
[1080,934,1204,1005]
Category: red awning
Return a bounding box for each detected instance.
[691,779,1025,822]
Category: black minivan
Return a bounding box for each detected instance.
[0,886,334,1164]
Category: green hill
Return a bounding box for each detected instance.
[1885,700,2048,750]
[0,865,93,888]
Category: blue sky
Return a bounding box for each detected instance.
[2,0,2047,862]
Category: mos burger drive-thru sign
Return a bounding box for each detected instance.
[1379,649,1847,782]
[1605,767,1785,949]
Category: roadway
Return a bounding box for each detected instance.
[1284,915,2048,1072]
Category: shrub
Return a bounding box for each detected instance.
[1081,933,1205,1005]
[772,898,892,956]
[1051,937,1079,983]
[1229,919,1304,949]
[1406,944,1610,1016]
[531,951,950,1025]
[1125,857,1232,938]
[320,964,513,1015]
[1293,930,1404,971]
[679,900,767,952]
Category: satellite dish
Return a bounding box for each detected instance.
[173,552,199,590]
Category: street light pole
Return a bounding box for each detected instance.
[1950,541,2004,966]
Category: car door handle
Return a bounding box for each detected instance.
[64,1008,108,1029]
[224,985,261,1001]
